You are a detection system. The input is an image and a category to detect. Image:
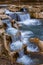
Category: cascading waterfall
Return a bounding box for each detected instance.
[2,9,43,64]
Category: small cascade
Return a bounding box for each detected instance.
[19,13,30,21]
[6,27,21,42]
[17,55,38,65]
[2,9,43,64]
[6,27,25,52]
[10,41,24,51]
[2,19,12,28]
[19,50,24,57]
[19,19,42,26]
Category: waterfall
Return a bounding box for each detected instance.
[2,8,43,64]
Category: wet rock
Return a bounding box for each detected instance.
[0,20,5,34]
[0,14,11,20]
[0,56,23,65]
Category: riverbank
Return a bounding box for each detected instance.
[0,4,43,18]
[0,2,43,5]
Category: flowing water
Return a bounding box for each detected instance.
[16,20,43,65]
[1,9,43,65]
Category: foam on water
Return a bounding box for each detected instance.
[19,19,41,26]
[6,27,21,42]
[5,9,13,14]
[6,28,18,36]
[10,40,24,51]
[21,31,34,38]
[27,46,39,52]
[17,55,34,65]
[22,38,29,45]
[21,31,34,44]
[19,13,30,21]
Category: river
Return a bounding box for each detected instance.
[1,8,43,65]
